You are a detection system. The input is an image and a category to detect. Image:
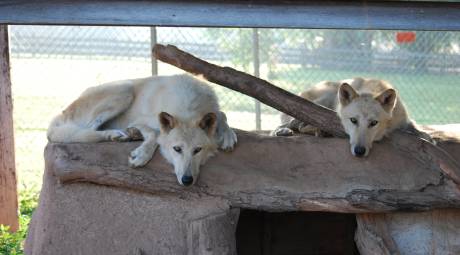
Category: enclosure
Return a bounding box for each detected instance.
[1,1,460,254]
[6,10,460,195]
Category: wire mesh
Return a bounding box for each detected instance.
[8,25,460,189]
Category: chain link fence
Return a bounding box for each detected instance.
[8,25,460,189]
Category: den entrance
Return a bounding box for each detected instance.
[236,210,359,255]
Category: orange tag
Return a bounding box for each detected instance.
[396,32,416,43]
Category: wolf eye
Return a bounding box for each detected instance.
[369,120,379,127]
[193,147,202,155]
[173,146,182,153]
[350,118,358,125]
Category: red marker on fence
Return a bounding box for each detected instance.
[396,32,416,43]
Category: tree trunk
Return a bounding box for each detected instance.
[0,25,18,232]
[51,129,460,213]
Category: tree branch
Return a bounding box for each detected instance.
[153,44,346,138]
[152,44,460,185]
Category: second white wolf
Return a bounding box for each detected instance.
[275,77,428,157]
[48,74,237,186]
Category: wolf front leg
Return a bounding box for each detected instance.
[128,124,159,168]
[215,111,237,151]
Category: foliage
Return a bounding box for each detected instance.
[205,28,285,72]
[0,189,39,255]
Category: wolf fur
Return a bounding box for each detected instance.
[47,74,237,186]
[274,77,428,157]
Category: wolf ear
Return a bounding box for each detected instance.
[159,112,176,133]
[339,83,359,106]
[198,112,217,136]
[375,89,397,113]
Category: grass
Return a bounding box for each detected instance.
[0,190,39,255]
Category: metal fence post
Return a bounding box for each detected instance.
[253,28,261,130]
[150,26,158,75]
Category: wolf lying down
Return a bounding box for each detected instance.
[48,74,237,186]
[274,77,430,157]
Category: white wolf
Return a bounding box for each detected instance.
[47,74,237,186]
[274,77,428,157]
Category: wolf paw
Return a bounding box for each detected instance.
[128,147,152,168]
[219,129,238,152]
[298,124,319,135]
[107,130,130,142]
[273,127,294,137]
[125,127,144,141]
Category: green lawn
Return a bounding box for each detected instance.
[0,190,38,255]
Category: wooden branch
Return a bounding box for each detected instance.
[153,44,346,138]
[50,130,460,213]
[152,44,460,186]
[0,25,18,232]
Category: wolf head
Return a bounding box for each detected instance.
[338,83,397,157]
[157,112,218,186]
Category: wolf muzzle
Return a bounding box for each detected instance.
[181,175,193,186]
[353,146,366,157]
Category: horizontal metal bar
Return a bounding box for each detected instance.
[0,1,460,30]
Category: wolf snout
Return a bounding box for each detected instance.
[181,175,194,186]
[353,146,367,157]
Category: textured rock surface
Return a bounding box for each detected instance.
[356,210,460,255]
[25,158,238,255]
[25,129,460,254]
